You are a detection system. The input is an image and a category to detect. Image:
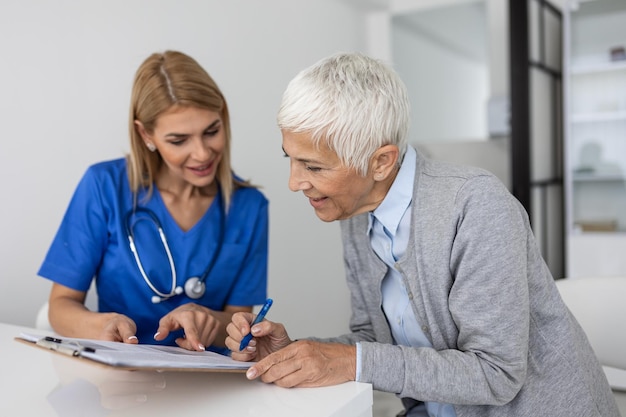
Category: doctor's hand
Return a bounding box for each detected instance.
[225,312,292,362]
[48,283,139,344]
[154,303,220,351]
[100,313,139,344]
[244,340,356,388]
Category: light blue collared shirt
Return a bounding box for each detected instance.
[356,146,456,417]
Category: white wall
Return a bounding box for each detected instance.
[383,0,511,189]
[0,0,369,339]
[392,2,489,143]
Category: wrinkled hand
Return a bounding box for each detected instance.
[226,312,292,362]
[154,303,219,351]
[245,340,356,388]
[99,313,139,344]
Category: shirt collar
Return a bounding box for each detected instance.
[367,146,416,236]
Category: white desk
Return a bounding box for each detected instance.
[0,322,372,417]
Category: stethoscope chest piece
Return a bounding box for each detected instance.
[184,276,206,299]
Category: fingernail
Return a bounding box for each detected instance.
[251,326,260,335]
[153,332,160,339]
[135,394,148,403]
[128,336,138,341]
[246,368,257,379]
[198,343,205,351]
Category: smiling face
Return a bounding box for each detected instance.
[282,130,397,222]
[137,106,225,191]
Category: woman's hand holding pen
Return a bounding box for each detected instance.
[226,312,292,361]
[227,308,356,388]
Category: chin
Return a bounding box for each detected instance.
[313,210,340,223]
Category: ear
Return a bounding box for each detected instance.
[134,120,151,143]
[371,145,400,181]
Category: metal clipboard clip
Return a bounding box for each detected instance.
[36,336,95,357]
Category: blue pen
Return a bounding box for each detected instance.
[239,298,273,351]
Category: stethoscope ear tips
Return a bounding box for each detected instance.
[151,295,163,304]
[174,286,184,295]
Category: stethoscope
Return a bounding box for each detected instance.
[124,193,225,304]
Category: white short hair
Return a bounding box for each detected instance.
[277,52,410,176]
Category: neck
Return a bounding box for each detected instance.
[359,166,400,215]
[156,170,217,202]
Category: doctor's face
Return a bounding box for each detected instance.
[282,130,380,222]
[139,106,226,190]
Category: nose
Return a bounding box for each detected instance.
[288,163,311,192]
[192,137,211,160]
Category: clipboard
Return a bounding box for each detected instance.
[15,332,251,373]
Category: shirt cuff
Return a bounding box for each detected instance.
[355,342,362,381]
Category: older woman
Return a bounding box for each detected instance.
[226,52,618,416]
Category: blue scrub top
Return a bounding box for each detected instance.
[38,158,268,346]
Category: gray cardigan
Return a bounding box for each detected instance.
[320,150,618,417]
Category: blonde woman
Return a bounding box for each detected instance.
[40,51,268,354]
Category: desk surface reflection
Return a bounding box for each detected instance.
[0,322,372,417]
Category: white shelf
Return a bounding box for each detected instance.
[565,0,626,278]
[572,231,626,236]
[572,173,625,182]
[570,59,626,75]
[569,110,626,123]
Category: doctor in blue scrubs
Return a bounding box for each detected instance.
[38,50,268,353]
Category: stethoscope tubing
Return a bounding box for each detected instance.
[126,213,179,299]
[125,192,225,303]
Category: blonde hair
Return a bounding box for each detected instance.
[127,50,251,209]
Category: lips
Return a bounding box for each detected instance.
[307,195,327,209]
[188,161,214,176]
